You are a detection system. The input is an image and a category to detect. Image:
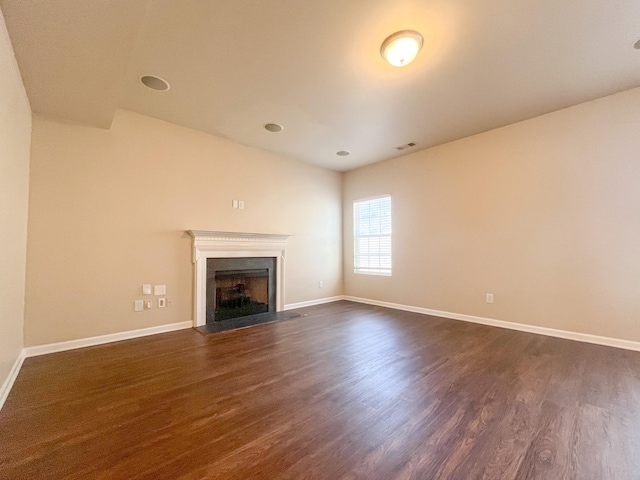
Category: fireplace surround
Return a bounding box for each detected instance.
[188,230,291,327]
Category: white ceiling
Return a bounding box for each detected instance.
[2,0,640,171]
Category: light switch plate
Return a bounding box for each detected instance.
[158,298,166,308]
[154,284,166,295]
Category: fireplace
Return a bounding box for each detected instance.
[206,257,276,323]
[188,231,291,327]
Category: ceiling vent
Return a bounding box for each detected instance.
[395,142,417,151]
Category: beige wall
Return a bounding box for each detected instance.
[20,72,640,348]
[25,110,342,346]
[0,10,31,385]
[344,87,640,342]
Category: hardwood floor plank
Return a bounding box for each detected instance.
[1,301,639,479]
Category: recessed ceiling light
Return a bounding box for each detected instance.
[264,123,284,133]
[634,38,640,49]
[140,75,170,91]
[336,150,351,156]
[380,30,424,67]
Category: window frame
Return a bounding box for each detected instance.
[353,194,392,276]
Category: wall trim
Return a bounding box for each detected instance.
[23,321,192,358]
[0,350,27,411]
[343,296,640,352]
[285,296,345,310]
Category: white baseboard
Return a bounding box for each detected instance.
[343,295,640,352]
[0,350,27,411]
[23,321,193,358]
[284,296,345,310]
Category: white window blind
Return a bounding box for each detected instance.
[353,195,392,275]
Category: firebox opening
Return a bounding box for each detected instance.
[206,257,277,324]
[214,269,269,321]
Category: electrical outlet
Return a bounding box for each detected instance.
[158,298,166,308]
[486,293,494,304]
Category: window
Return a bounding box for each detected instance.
[353,195,392,275]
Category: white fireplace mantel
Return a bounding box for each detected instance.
[188,230,291,327]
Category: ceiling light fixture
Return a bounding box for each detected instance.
[264,123,284,133]
[336,150,351,156]
[380,30,424,67]
[140,75,170,91]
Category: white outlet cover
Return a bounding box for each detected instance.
[154,284,166,295]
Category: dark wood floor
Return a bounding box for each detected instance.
[1,301,640,479]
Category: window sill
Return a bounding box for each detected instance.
[354,270,392,277]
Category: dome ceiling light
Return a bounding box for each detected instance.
[380,30,424,67]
